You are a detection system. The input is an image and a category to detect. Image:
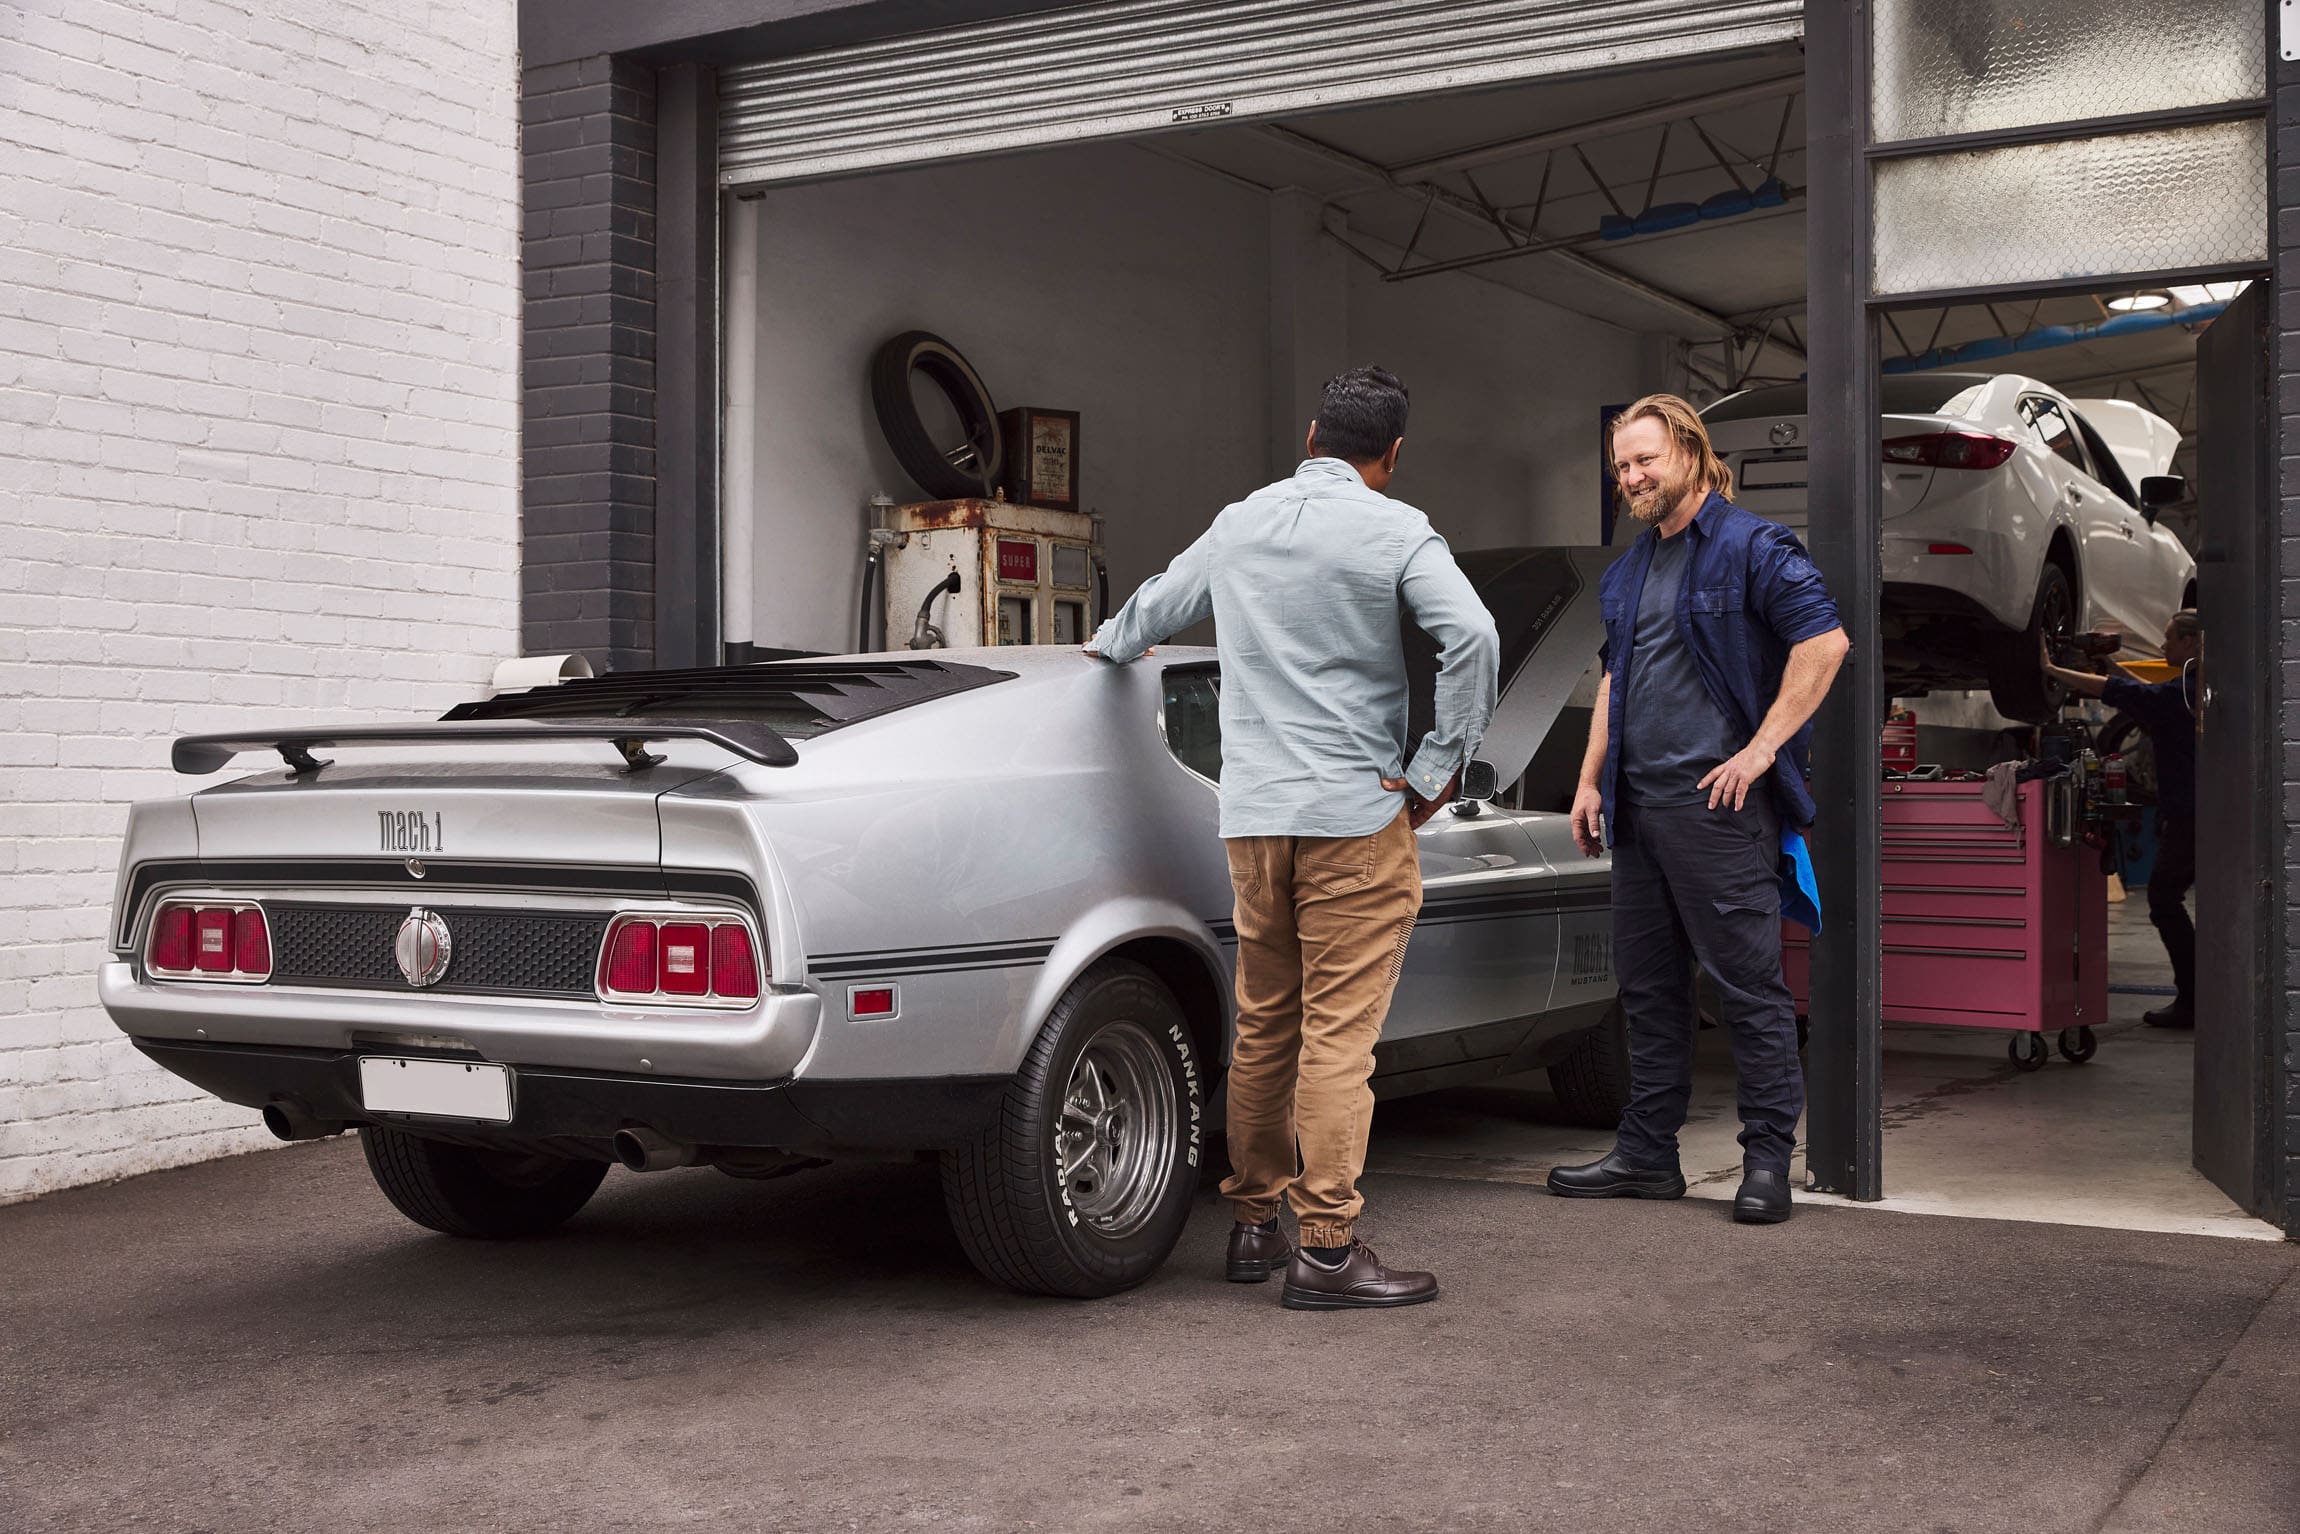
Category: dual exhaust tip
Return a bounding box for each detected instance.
[263,1099,700,1176]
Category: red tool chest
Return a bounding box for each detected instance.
[1783,780,2107,1068]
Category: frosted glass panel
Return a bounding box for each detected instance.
[1871,119,2265,296]
[1873,0,2264,142]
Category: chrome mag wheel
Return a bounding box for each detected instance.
[1053,1019,1180,1239]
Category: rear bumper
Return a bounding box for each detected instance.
[98,960,821,1081]
[1881,526,2028,630]
[133,1038,1010,1154]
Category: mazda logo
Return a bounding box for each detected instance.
[1769,421,1799,447]
[394,907,453,988]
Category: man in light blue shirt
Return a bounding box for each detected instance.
[1088,366,1497,1309]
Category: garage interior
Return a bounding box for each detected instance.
[706,19,2277,1239]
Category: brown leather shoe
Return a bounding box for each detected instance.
[1280,1241,1439,1310]
[1226,1219,1292,1283]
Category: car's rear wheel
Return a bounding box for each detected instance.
[1547,1004,1632,1128]
[1985,561,2075,724]
[361,1126,608,1238]
[940,959,1202,1298]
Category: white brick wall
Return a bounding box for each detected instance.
[0,0,523,1201]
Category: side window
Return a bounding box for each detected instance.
[1160,669,1221,783]
[2021,397,2090,475]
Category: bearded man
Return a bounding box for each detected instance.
[1546,394,1848,1224]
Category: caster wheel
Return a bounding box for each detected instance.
[2009,1031,2049,1072]
[2057,1025,2097,1063]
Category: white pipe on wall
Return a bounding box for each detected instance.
[720,193,761,654]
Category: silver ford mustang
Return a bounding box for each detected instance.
[99,548,1623,1297]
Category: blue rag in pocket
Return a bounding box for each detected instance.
[1779,825,1822,935]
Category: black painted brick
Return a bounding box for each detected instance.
[2279,58,2300,1236]
[520,53,657,675]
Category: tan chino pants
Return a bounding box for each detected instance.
[1220,809,1422,1249]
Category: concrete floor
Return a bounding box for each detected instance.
[2,1139,2295,1533]
[1374,896,2281,1242]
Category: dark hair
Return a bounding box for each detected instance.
[2169,609,2202,639]
[1311,365,1409,463]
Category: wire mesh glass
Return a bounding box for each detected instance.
[1871,118,2265,296]
[1872,0,2265,143]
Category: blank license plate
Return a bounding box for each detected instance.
[1739,454,1808,489]
[359,1057,513,1122]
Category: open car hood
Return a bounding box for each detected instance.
[1409,546,1617,799]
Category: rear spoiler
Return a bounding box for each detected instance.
[170,718,799,776]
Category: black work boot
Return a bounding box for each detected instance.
[1733,1168,1792,1224]
[1225,1218,1291,1283]
[1546,1149,1687,1200]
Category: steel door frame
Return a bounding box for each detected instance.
[1802,3,2277,1211]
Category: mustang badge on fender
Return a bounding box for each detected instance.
[394,907,453,988]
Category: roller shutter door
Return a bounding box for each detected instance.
[718,0,1803,187]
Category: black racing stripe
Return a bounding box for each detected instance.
[1416,891,1600,921]
[810,936,1058,965]
[811,942,1056,980]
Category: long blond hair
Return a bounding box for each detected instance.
[1609,393,1733,500]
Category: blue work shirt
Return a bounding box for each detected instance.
[1597,492,1842,842]
[1089,457,1500,839]
[2102,674,2195,820]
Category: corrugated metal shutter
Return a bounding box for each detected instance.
[718,0,1803,187]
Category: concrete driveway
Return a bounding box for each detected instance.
[1,1136,2292,1533]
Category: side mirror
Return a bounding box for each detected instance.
[1461,759,1499,801]
[2139,475,2186,516]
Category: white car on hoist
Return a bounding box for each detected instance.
[1701,373,2196,722]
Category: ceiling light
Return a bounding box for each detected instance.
[2106,291,2171,311]
[2167,281,2249,307]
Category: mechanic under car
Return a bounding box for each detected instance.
[2038,612,2203,1028]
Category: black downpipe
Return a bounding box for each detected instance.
[857,548,882,654]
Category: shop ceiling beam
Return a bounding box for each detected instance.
[1387,74,1804,179]
[1366,192,1805,287]
[1254,123,1763,345]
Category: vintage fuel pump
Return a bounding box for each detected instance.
[873,497,1103,651]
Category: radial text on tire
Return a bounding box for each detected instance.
[361,1125,609,1239]
[941,958,1204,1298]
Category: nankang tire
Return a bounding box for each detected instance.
[361,1126,608,1239]
[1548,1004,1633,1128]
[940,959,1204,1298]
[869,330,1003,501]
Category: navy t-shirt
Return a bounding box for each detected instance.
[2102,674,2195,820]
[1619,530,1741,805]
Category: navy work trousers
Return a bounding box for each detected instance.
[1610,795,1803,1175]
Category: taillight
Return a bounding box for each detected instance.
[598,915,763,1005]
[603,920,658,994]
[148,902,268,981]
[151,907,193,971]
[658,924,711,996]
[711,926,760,1000]
[1883,431,2016,470]
[232,909,271,977]
[194,908,234,971]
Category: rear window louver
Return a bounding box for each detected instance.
[443,658,1015,739]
